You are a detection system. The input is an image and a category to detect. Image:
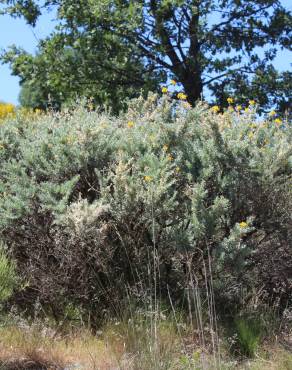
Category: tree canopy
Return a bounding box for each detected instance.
[1,0,291,113]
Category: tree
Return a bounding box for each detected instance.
[1,3,164,111]
[1,0,291,113]
[3,37,162,112]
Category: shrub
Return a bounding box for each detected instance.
[0,102,15,121]
[0,94,291,325]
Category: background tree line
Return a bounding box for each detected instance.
[0,0,291,114]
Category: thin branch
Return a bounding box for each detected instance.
[173,11,187,64]
[203,66,253,86]
[206,4,272,37]
[149,0,184,70]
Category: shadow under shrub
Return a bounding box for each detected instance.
[0,95,291,327]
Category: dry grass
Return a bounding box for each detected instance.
[0,321,187,370]
[0,324,291,370]
[0,326,119,370]
[235,347,292,370]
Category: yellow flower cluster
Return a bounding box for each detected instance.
[177,92,187,100]
[211,105,220,113]
[160,80,190,105]
[127,121,135,128]
[274,118,282,125]
[0,102,16,120]
[144,175,152,182]
[267,111,283,126]
[209,99,287,123]
[225,98,256,110]
[239,221,248,229]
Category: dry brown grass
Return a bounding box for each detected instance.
[0,318,194,370]
[235,346,292,370]
[0,326,119,370]
[0,321,186,370]
[0,324,291,370]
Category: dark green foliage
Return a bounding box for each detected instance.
[1,4,163,112]
[1,0,291,113]
[19,81,56,111]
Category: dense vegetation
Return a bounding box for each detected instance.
[1,0,292,113]
[1,2,291,367]
[0,94,291,325]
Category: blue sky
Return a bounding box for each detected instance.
[0,10,56,104]
[0,2,291,105]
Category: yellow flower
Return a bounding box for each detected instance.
[144,175,153,182]
[170,79,177,85]
[162,144,168,152]
[239,221,248,229]
[127,121,134,128]
[175,166,180,173]
[211,105,220,113]
[244,107,250,113]
[236,105,242,111]
[167,154,174,161]
[274,118,282,125]
[162,86,168,93]
[0,102,16,120]
[183,102,191,109]
[177,92,187,100]
[249,100,256,106]
[269,110,276,117]
[248,132,254,139]
[227,97,234,104]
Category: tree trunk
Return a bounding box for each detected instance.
[181,70,203,106]
[149,0,203,105]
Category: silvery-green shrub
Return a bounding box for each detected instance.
[0,95,291,322]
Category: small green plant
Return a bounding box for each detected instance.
[0,242,18,303]
[234,316,263,357]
